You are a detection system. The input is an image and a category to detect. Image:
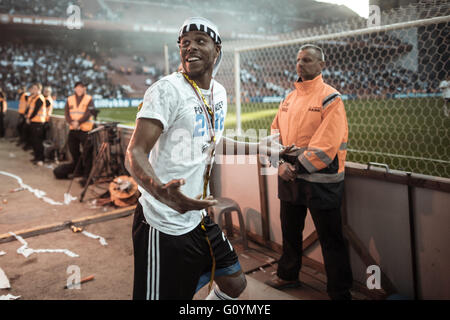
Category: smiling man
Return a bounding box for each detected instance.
[126,17,247,300]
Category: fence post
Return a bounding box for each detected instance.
[234,49,241,136]
[164,43,169,76]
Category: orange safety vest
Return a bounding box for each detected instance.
[271,73,348,183]
[67,94,94,131]
[27,94,47,123]
[45,96,54,122]
[18,92,29,114]
[0,95,7,114]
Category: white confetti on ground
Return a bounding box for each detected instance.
[0,171,63,205]
[64,193,77,205]
[0,294,21,300]
[8,232,79,258]
[0,267,10,289]
[81,231,108,246]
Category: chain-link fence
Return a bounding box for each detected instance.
[215,1,450,178]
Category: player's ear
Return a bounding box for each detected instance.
[214,44,221,59]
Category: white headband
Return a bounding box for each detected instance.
[178,17,222,45]
[178,17,223,77]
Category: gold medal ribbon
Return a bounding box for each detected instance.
[183,72,217,293]
[182,72,217,199]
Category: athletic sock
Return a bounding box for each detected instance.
[205,286,238,300]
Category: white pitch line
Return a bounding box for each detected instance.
[0,171,64,205]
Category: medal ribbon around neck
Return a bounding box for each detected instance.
[182,72,215,143]
[182,72,217,199]
[182,72,218,294]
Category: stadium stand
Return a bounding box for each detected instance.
[107,53,166,96]
[0,42,126,100]
[0,0,358,35]
[0,0,446,101]
[100,0,357,35]
[0,0,80,18]
[236,48,441,101]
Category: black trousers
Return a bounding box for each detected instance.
[30,122,45,161]
[277,200,353,299]
[0,112,4,137]
[22,122,32,147]
[16,114,25,142]
[68,129,93,177]
[132,203,240,300]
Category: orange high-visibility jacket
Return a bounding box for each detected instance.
[271,74,348,184]
[18,92,29,114]
[45,96,54,122]
[0,95,7,114]
[27,94,47,123]
[67,94,94,131]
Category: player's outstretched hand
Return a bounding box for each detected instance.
[160,178,218,214]
[259,132,296,166]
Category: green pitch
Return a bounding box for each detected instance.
[54,97,449,177]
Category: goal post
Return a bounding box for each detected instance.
[217,8,450,177]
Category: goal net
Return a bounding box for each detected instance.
[214,1,450,178]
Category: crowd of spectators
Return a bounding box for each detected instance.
[237,45,442,101]
[0,0,446,101]
[1,0,447,37]
[101,0,349,35]
[0,0,80,18]
[0,42,125,100]
[0,0,354,36]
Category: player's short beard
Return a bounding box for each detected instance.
[183,58,214,81]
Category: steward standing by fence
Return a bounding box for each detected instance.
[64,81,96,184]
[266,44,353,300]
[0,88,7,138]
[26,83,47,165]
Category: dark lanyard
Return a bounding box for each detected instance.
[182,73,215,143]
[182,73,218,294]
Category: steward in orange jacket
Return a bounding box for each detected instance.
[26,83,47,164]
[0,89,7,137]
[271,51,348,208]
[16,87,30,146]
[63,81,96,182]
[43,86,54,141]
[266,45,353,300]
[271,74,348,207]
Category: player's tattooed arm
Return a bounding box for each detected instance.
[125,118,217,213]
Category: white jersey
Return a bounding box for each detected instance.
[439,80,450,99]
[136,72,227,235]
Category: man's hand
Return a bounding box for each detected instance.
[259,133,295,166]
[278,162,296,182]
[156,178,218,214]
[280,146,304,165]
